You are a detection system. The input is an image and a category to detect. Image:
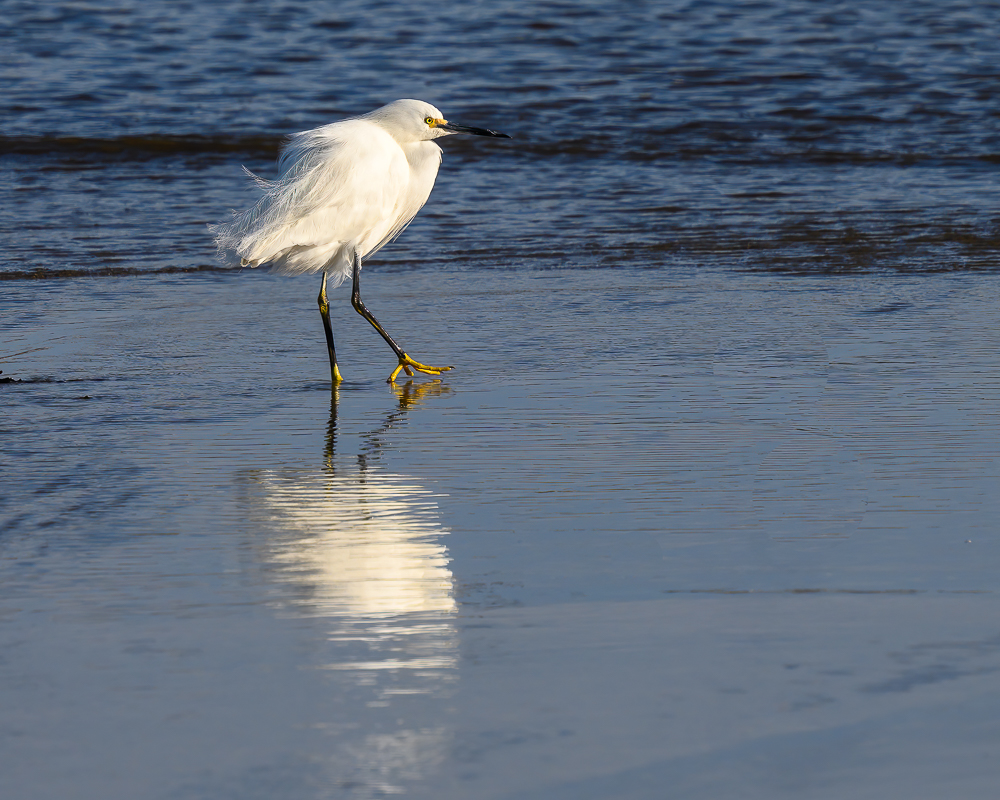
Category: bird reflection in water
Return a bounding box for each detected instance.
[245,380,456,794]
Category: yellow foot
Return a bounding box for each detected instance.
[388,353,454,383]
[332,363,343,384]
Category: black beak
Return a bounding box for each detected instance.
[439,121,511,138]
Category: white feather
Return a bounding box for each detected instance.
[211,100,448,285]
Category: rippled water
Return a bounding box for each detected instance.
[3,1,1000,798]
[5,0,1000,278]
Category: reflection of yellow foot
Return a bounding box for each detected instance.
[388,353,454,383]
[391,378,451,407]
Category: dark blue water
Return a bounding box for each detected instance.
[4,0,1000,279]
[3,2,1000,799]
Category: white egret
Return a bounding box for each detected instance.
[210,99,510,383]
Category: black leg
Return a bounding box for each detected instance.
[349,250,454,382]
[350,250,406,358]
[317,271,343,383]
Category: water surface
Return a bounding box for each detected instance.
[3,1,1000,798]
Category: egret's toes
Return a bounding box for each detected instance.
[388,354,455,383]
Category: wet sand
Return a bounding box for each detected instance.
[3,265,1000,798]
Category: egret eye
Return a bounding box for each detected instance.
[424,117,435,125]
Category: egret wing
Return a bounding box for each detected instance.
[212,119,410,274]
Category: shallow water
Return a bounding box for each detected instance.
[3,1,1000,798]
[5,267,1000,798]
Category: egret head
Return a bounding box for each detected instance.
[366,99,511,143]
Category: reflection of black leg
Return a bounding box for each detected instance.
[317,271,343,384]
[324,385,339,472]
[323,371,451,474]
[349,250,454,383]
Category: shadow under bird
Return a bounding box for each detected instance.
[211,99,510,383]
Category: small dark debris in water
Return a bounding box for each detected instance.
[0,264,240,281]
[1,133,279,160]
[76,395,93,400]
[863,301,912,314]
[0,373,106,385]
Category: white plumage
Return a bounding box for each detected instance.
[216,99,473,283]
[211,99,509,383]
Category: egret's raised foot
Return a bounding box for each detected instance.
[388,354,454,383]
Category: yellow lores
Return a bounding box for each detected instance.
[211,99,510,384]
